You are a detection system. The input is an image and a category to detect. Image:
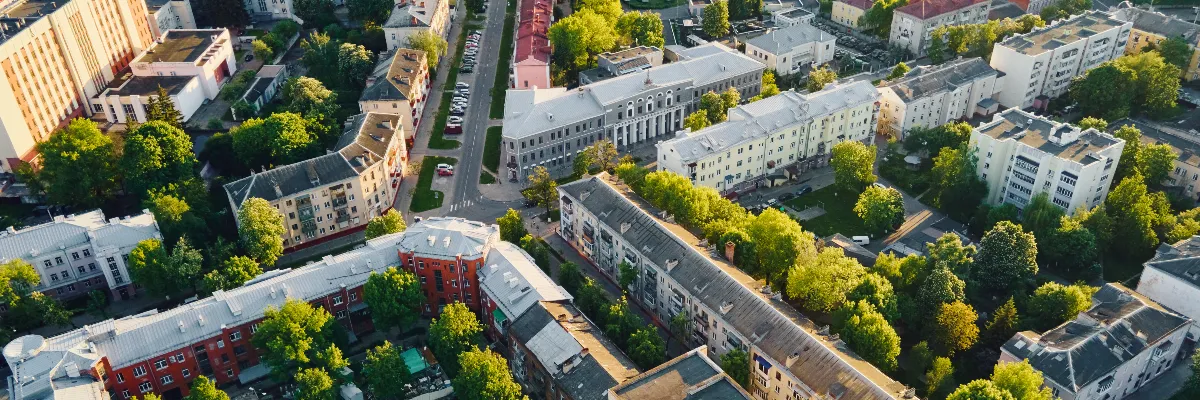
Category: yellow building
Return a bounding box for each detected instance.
[1114,7,1200,81]
[0,0,156,172]
[832,0,873,30]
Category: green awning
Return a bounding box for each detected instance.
[401,348,428,374]
[492,308,508,325]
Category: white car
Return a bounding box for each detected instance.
[456,82,469,89]
[448,116,464,124]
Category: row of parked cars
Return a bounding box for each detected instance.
[460,30,482,74]
[446,82,471,134]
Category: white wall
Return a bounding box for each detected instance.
[1138,267,1200,323]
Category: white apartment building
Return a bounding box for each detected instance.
[91,29,237,124]
[771,7,815,27]
[656,81,879,193]
[0,0,156,172]
[243,0,296,22]
[1136,123,1200,203]
[1138,235,1200,325]
[224,113,407,251]
[502,43,765,183]
[989,11,1131,109]
[145,0,195,37]
[1000,283,1192,400]
[971,108,1125,215]
[0,209,160,302]
[877,57,1003,138]
[383,0,452,51]
[359,49,431,146]
[889,0,990,56]
[558,174,913,400]
[744,24,835,76]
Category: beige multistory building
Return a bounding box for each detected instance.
[0,0,156,172]
[224,113,408,251]
[832,0,872,30]
[359,49,431,147]
[1112,6,1200,82]
[889,0,991,56]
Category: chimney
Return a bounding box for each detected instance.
[725,241,736,262]
[620,222,631,233]
[785,351,800,368]
[719,302,733,314]
[665,259,679,272]
[382,119,392,130]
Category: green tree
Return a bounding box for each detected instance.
[860,0,908,37]
[1138,143,1177,187]
[237,197,286,265]
[1158,36,1195,70]
[886,62,910,80]
[1042,215,1098,276]
[748,208,817,284]
[982,297,1020,347]
[1105,173,1168,257]
[9,292,71,330]
[926,357,957,399]
[558,262,585,294]
[806,66,837,92]
[146,85,184,128]
[628,327,666,369]
[855,186,904,233]
[347,0,392,24]
[338,43,375,89]
[1070,62,1137,121]
[452,348,526,400]
[526,166,558,215]
[519,235,551,272]
[721,87,741,113]
[973,221,1038,295]
[1021,193,1064,241]
[720,348,750,389]
[759,70,781,98]
[926,233,975,277]
[251,299,335,380]
[575,278,612,322]
[990,360,1054,400]
[576,0,621,22]
[1112,124,1143,184]
[35,119,119,207]
[605,297,641,348]
[929,146,987,221]
[497,209,529,244]
[584,139,619,172]
[668,311,692,349]
[700,91,727,124]
[184,376,230,400]
[947,380,1016,400]
[300,32,341,83]
[928,36,947,64]
[616,11,665,47]
[1077,117,1107,131]
[85,290,109,319]
[917,266,966,319]
[0,259,40,305]
[295,368,336,400]
[684,110,712,131]
[364,267,425,333]
[365,209,406,239]
[702,1,731,37]
[127,238,203,296]
[831,141,877,193]
[121,121,195,198]
[573,148,593,176]
[203,255,263,293]
[1117,51,1182,116]
[848,273,899,321]
[548,9,618,71]
[788,247,866,312]
[931,301,979,356]
[406,31,449,68]
[836,300,901,371]
[1027,282,1095,331]
[429,302,483,378]
[618,261,638,293]
[230,112,317,169]
[280,77,339,144]
[363,341,411,399]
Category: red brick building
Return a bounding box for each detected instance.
[477,241,571,343]
[396,218,499,317]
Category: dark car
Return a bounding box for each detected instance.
[796,186,813,195]
[777,193,795,202]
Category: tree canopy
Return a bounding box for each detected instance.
[788,247,867,312]
[250,299,336,381]
[616,11,666,48]
[365,209,407,239]
[406,31,449,68]
[364,267,425,332]
[34,119,119,207]
[702,1,731,38]
[122,121,196,198]
[973,221,1038,295]
[627,328,666,369]
[931,301,979,356]
[832,141,877,193]
[128,238,203,297]
[855,186,904,233]
[806,66,837,92]
[497,209,529,243]
[184,376,230,400]
[237,197,286,265]
[363,341,412,399]
[835,300,901,371]
[1027,282,1096,331]
[429,302,483,378]
[452,348,526,400]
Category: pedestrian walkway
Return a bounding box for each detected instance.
[478,176,524,201]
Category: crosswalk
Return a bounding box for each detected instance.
[447,195,487,212]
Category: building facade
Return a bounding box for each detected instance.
[145,0,195,37]
[1134,123,1200,203]
[744,24,835,76]
[0,0,156,172]
[0,209,159,303]
[971,108,1125,215]
[396,217,498,317]
[657,81,880,193]
[359,49,431,146]
[771,7,815,27]
[876,57,1003,138]
[236,64,289,120]
[832,0,872,30]
[512,0,552,90]
[999,283,1193,400]
[608,346,752,400]
[224,113,408,251]
[502,43,765,183]
[1139,235,1200,325]
[889,0,991,56]
[477,241,571,341]
[989,11,1131,109]
[1112,6,1200,82]
[383,0,452,51]
[242,0,296,22]
[558,174,914,400]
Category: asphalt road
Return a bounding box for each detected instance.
[447,0,509,210]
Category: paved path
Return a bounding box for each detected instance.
[1125,357,1193,400]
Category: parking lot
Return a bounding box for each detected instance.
[808,17,911,74]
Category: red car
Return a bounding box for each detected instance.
[445,123,463,134]
[437,164,455,176]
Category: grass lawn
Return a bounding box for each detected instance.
[489,0,517,119]
[781,186,868,238]
[483,126,502,172]
[623,0,686,9]
[411,156,458,212]
[427,22,484,150]
[480,171,497,184]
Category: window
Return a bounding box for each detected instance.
[337,309,348,319]
[181,369,190,378]
[234,345,246,356]
[230,331,242,341]
[72,252,80,260]
[55,257,63,265]
[83,249,90,257]
[44,260,52,267]
[226,368,235,378]
[116,373,125,383]
[217,340,225,349]
[122,390,131,399]
[139,382,153,393]
[333,295,343,305]
[160,375,173,385]
[251,323,260,334]
[155,359,168,370]
[349,292,357,302]
[133,366,147,377]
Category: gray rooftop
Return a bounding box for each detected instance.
[106,75,194,97]
[1144,235,1200,289]
[999,11,1128,56]
[395,217,497,260]
[0,209,159,263]
[883,57,999,103]
[559,174,912,400]
[775,6,815,19]
[608,346,751,400]
[509,301,641,400]
[976,108,1122,165]
[1131,121,1200,168]
[1001,283,1191,394]
[1112,7,1200,44]
[746,24,835,54]
[503,43,764,139]
[139,30,226,63]
[478,241,572,327]
[659,81,879,164]
[360,49,428,103]
[0,0,68,43]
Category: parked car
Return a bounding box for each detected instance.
[450,108,466,116]
[448,116,464,124]
[445,124,463,134]
[777,193,795,202]
[456,82,470,89]
[766,198,778,206]
[796,185,813,195]
[852,236,870,245]
[437,164,455,175]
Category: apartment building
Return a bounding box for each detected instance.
[607,346,752,400]
[877,57,1003,138]
[396,217,498,318]
[771,7,815,27]
[558,174,914,400]
[579,46,664,85]
[359,49,431,146]
[512,0,551,90]
[744,24,836,76]
[236,64,289,119]
[501,43,765,182]
[1112,6,1200,81]
[990,11,1131,109]
[832,0,872,30]
[889,0,990,56]
[144,0,195,37]
[224,113,408,251]
[656,81,880,193]
[971,109,1125,215]
[0,0,156,172]
[0,209,159,303]
[478,241,571,342]
[1000,283,1192,400]
[242,0,295,22]
[92,29,237,124]
[508,300,642,400]
[3,233,405,400]
[1136,123,1200,203]
[383,0,452,51]
[1138,235,1200,325]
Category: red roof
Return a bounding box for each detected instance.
[837,0,874,10]
[515,34,551,64]
[896,0,988,19]
[515,0,552,64]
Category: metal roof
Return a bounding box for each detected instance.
[608,346,752,400]
[509,301,641,400]
[746,24,835,55]
[395,217,498,260]
[0,209,158,262]
[975,108,1123,164]
[882,57,999,103]
[478,241,572,329]
[999,11,1128,56]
